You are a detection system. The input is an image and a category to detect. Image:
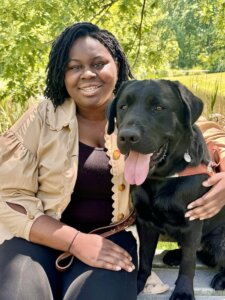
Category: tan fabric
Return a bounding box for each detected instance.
[142,271,169,294]
[197,116,225,171]
[0,98,132,244]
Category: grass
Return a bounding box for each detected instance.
[157,241,178,250]
[166,72,225,117]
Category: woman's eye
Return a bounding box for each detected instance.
[120,104,128,110]
[93,62,105,69]
[68,65,82,71]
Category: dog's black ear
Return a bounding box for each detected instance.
[107,95,119,134]
[173,81,203,124]
[107,80,136,135]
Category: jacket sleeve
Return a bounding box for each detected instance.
[197,116,225,171]
[0,105,45,243]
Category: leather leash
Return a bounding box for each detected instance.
[55,210,136,271]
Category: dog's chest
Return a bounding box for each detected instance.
[133,178,191,235]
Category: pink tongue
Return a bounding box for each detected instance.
[124,151,153,185]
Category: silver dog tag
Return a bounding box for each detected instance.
[184,152,192,163]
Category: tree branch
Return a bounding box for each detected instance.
[90,0,118,23]
[131,0,147,68]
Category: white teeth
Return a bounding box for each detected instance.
[80,86,99,92]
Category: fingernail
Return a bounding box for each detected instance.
[132,264,135,270]
[128,266,133,272]
[189,217,196,221]
[115,266,121,271]
[185,213,190,218]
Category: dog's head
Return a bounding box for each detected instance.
[107,79,203,185]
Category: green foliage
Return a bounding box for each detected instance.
[0,0,178,104]
[160,0,225,71]
[0,97,36,132]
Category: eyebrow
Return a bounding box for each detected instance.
[68,56,105,62]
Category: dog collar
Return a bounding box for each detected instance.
[168,162,216,178]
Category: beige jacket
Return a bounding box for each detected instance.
[0,98,132,244]
[0,99,225,245]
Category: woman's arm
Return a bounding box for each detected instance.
[30,215,135,272]
[185,117,225,220]
[185,172,225,220]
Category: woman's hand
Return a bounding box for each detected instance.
[185,172,225,220]
[71,232,135,272]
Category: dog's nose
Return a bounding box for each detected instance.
[118,129,140,144]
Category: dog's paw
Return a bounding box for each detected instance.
[163,248,182,266]
[169,290,195,300]
[211,271,225,290]
[170,274,195,300]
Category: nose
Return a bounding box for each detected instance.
[118,128,140,144]
[81,67,96,79]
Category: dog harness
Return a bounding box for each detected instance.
[169,161,217,178]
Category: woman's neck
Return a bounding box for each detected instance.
[77,113,107,148]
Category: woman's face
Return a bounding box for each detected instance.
[64,36,118,112]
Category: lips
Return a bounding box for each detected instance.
[79,84,102,96]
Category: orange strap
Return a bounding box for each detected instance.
[177,162,216,177]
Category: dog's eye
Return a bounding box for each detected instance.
[153,106,164,111]
[120,104,128,110]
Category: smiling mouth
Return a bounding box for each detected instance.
[79,85,102,93]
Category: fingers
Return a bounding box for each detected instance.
[96,255,135,272]
[101,239,135,272]
[185,203,220,220]
[202,172,224,187]
[94,259,135,272]
[72,233,135,272]
[185,172,225,220]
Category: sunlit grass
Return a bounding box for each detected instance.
[157,241,178,250]
[166,72,225,117]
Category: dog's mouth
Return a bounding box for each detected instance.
[124,142,168,186]
[151,142,168,166]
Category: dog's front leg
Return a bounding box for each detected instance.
[170,221,203,300]
[137,220,159,294]
[132,187,159,294]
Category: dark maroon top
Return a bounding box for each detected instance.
[61,142,113,233]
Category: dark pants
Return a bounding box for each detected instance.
[0,231,138,300]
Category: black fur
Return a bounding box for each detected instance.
[107,79,225,300]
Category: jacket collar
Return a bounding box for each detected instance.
[46,98,76,131]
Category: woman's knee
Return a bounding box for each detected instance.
[0,238,58,300]
[63,267,137,300]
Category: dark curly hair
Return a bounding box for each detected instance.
[44,22,133,107]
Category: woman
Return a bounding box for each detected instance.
[0,22,225,300]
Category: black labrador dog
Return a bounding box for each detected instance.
[107,79,225,300]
